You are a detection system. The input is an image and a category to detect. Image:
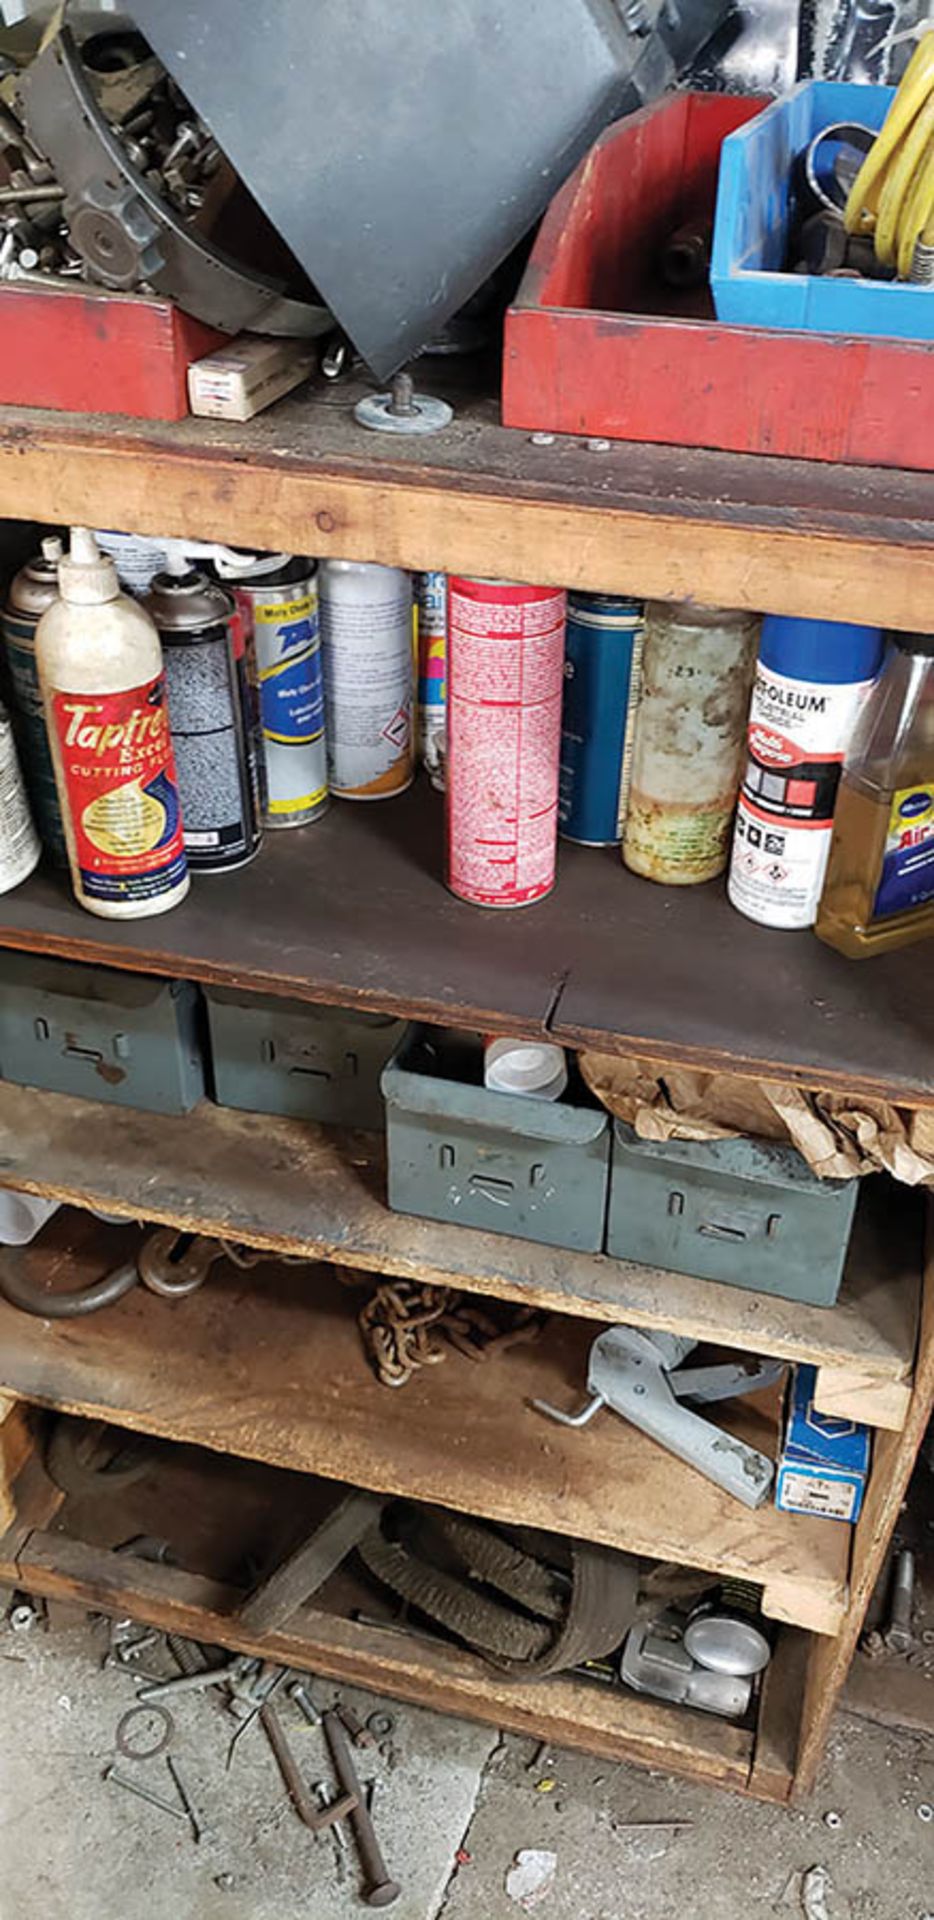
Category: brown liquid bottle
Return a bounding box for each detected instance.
[816,631,934,958]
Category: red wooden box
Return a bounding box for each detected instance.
[0,282,224,421]
[502,91,934,472]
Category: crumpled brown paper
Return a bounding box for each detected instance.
[579,1052,934,1186]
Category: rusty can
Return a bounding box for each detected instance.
[446,577,566,908]
[622,601,759,886]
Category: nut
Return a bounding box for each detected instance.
[823,1811,843,1831]
[917,1803,934,1823]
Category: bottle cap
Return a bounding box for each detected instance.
[40,535,64,565]
[58,528,120,607]
[759,615,884,684]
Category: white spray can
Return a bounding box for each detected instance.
[318,560,413,799]
[728,615,884,930]
[36,528,189,920]
[0,706,40,894]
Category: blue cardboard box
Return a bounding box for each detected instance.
[776,1365,870,1524]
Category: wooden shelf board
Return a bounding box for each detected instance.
[0,1443,758,1794]
[0,1086,918,1418]
[0,787,932,1104]
[0,1215,850,1635]
[4,381,934,631]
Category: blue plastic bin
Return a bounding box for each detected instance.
[711,80,934,341]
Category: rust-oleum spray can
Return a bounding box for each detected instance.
[728,615,884,929]
[2,536,67,862]
[145,567,263,872]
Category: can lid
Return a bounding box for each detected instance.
[146,568,235,630]
[484,1038,568,1100]
[759,614,884,684]
[58,528,120,607]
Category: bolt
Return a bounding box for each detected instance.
[388,372,417,419]
[289,1680,321,1728]
[586,437,611,452]
[138,1655,254,1701]
[885,1549,916,1654]
[313,1781,348,1849]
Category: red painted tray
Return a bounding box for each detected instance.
[0,282,223,421]
[502,91,934,472]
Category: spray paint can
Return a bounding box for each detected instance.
[416,570,447,791]
[216,552,327,830]
[2,536,68,861]
[36,530,188,920]
[0,706,40,894]
[446,577,566,908]
[559,593,644,847]
[145,568,263,872]
[729,615,884,930]
[318,560,413,799]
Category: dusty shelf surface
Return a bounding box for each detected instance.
[0,787,931,1101]
[0,1083,919,1416]
[0,1213,850,1635]
[3,372,934,628]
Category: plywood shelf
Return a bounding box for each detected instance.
[0,1081,919,1432]
[0,1432,766,1797]
[0,1214,850,1635]
[0,786,932,1103]
[4,379,934,632]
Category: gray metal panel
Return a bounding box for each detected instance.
[0,954,206,1114]
[205,986,406,1129]
[606,1121,859,1305]
[128,0,633,376]
[382,1030,610,1251]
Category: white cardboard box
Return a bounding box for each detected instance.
[188,333,315,421]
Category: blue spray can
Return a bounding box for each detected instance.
[558,593,644,846]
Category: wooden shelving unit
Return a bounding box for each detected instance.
[1,381,933,1804]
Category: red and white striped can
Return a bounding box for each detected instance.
[446,577,566,908]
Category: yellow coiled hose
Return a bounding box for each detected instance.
[845,31,934,278]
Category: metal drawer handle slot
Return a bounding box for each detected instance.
[667,1191,685,1217]
[287,1066,333,1084]
[439,1144,455,1170]
[698,1221,747,1242]
[529,1163,546,1188]
[469,1174,515,1208]
[63,1042,105,1067]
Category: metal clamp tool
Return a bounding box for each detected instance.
[532,1327,781,1509]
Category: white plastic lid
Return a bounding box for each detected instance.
[484,1038,568,1100]
[40,535,64,564]
[58,527,120,606]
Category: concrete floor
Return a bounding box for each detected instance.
[0,1610,931,1920]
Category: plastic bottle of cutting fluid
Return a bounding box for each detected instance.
[728,615,884,929]
[36,528,189,919]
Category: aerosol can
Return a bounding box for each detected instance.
[36,528,189,919]
[2,535,67,860]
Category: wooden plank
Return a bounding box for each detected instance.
[0,1232,851,1635]
[746,1625,810,1804]
[812,1369,913,1433]
[5,396,934,631]
[0,1397,32,1533]
[0,796,934,1103]
[239,1491,386,1633]
[794,1200,934,1794]
[10,1530,754,1790]
[0,1091,917,1402]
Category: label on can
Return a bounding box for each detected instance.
[320,575,413,799]
[1,611,66,858]
[95,530,171,596]
[729,665,877,929]
[874,783,934,919]
[416,571,446,790]
[559,597,643,846]
[447,580,566,908]
[237,584,327,821]
[161,622,261,870]
[0,714,39,893]
[48,676,186,905]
